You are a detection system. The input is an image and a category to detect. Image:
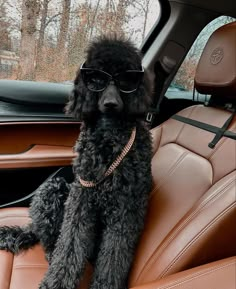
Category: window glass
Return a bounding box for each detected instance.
[166,16,235,102]
[0,0,160,82]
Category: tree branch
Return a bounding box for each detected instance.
[45,12,62,27]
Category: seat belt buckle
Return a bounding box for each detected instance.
[146,112,154,124]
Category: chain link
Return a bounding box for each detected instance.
[79,127,136,187]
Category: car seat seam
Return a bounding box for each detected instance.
[157,260,235,289]
[151,126,163,155]
[150,150,188,197]
[175,106,196,144]
[9,254,14,289]
[160,203,235,278]
[13,264,48,269]
[137,175,235,280]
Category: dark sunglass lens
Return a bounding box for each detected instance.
[82,70,109,91]
[117,71,143,92]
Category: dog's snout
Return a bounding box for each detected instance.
[99,84,123,113]
[104,99,119,109]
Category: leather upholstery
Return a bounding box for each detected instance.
[0,123,79,168]
[0,246,92,289]
[0,22,236,289]
[0,208,93,289]
[130,257,236,289]
[0,246,48,289]
[129,105,236,286]
[0,104,235,289]
[195,21,236,97]
[0,208,30,227]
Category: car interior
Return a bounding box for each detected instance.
[0,0,235,288]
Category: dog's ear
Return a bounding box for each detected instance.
[65,69,99,121]
[127,69,153,117]
[65,70,84,119]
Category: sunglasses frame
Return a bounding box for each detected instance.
[80,62,144,93]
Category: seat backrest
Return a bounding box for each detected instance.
[129,21,236,287]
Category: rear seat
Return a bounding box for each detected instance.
[0,22,235,289]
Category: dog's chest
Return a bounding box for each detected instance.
[73,123,152,205]
[77,132,130,181]
[74,125,147,184]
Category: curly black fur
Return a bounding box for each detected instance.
[0,36,153,289]
[66,36,152,122]
[0,177,70,260]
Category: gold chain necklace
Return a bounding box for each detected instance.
[79,127,136,188]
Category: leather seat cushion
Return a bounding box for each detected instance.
[130,257,236,289]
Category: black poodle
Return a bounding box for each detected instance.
[0,36,153,289]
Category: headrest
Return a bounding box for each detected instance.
[195,21,236,99]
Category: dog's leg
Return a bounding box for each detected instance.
[89,209,145,289]
[0,223,38,253]
[30,176,70,262]
[0,176,70,259]
[38,183,97,289]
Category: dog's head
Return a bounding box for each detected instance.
[66,36,152,122]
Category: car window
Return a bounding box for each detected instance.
[166,16,235,102]
[0,0,160,83]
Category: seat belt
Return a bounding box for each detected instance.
[146,56,176,126]
[172,110,236,148]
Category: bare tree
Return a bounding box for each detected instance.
[130,0,152,41]
[18,0,40,80]
[0,1,12,50]
[35,0,50,76]
[114,0,127,36]
[89,0,101,38]
[3,0,161,82]
[53,0,71,81]
[67,2,94,79]
[38,0,50,54]
[58,0,71,52]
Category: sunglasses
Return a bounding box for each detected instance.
[80,62,144,93]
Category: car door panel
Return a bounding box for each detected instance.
[0,122,79,168]
[0,121,80,207]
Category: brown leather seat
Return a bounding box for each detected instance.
[129,21,236,286]
[0,21,235,289]
[131,257,236,289]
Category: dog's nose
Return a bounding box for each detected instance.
[99,84,123,113]
[104,99,119,109]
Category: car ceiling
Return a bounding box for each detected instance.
[169,0,236,17]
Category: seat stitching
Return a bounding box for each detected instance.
[13,264,48,269]
[189,175,235,211]
[175,106,196,144]
[136,176,235,280]
[160,202,235,277]
[137,147,214,282]
[151,142,214,197]
[160,203,236,278]
[156,126,163,153]
[0,216,29,220]
[150,151,189,197]
[135,150,187,282]
[156,260,235,289]
[151,126,163,156]
[9,254,14,289]
[136,149,200,283]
